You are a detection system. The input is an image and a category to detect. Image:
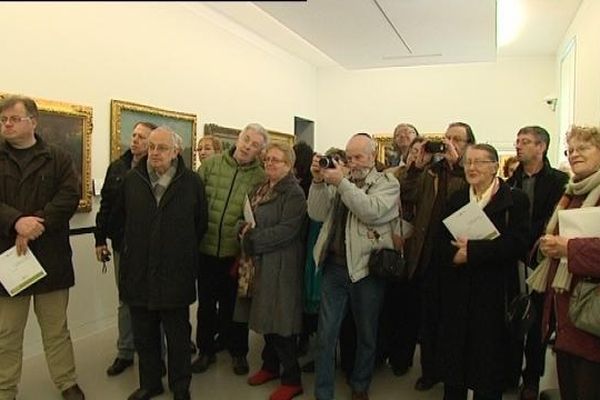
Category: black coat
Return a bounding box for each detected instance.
[0,136,80,296]
[94,149,134,250]
[437,181,530,393]
[507,159,568,253]
[110,156,208,309]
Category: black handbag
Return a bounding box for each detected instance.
[368,213,408,282]
[368,247,407,281]
[505,291,535,339]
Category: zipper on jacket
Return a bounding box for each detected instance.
[216,167,240,257]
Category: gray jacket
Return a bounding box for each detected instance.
[241,174,307,336]
[308,169,400,282]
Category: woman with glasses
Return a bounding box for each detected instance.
[531,126,600,400]
[437,143,530,400]
[236,142,307,400]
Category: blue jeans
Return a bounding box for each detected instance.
[314,262,385,400]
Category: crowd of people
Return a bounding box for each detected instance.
[1,94,599,400]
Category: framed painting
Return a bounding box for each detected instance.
[110,100,197,170]
[0,92,93,212]
[373,134,395,167]
[203,123,295,154]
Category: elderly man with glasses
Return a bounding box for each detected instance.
[110,126,208,400]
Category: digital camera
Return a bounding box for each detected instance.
[424,140,446,154]
[100,250,111,263]
[319,155,338,169]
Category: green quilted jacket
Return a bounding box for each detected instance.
[197,148,265,258]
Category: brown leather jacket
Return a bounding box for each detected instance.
[402,159,469,279]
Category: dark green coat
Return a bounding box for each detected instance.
[0,136,80,296]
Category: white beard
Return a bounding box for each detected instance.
[350,167,371,181]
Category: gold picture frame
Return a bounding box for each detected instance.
[1,92,93,212]
[203,123,295,154]
[111,100,198,170]
[373,134,395,167]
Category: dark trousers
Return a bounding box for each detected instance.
[505,291,547,389]
[556,350,600,400]
[196,254,249,357]
[261,334,302,386]
[418,268,440,381]
[381,279,420,370]
[443,384,502,400]
[130,305,191,394]
[522,292,546,384]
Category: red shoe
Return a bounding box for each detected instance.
[269,385,303,400]
[247,369,279,386]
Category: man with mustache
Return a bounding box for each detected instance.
[308,133,400,400]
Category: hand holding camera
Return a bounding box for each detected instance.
[95,245,112,263]
[312,154,344,186]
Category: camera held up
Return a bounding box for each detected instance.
[424,139,446,154]
[319,155,338,169]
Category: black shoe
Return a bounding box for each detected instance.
[61,384,85,400]
[191,354,216,374]
[106,357,134,376]
[127,387,164,400]
[414,376,440,391]
[173,390,191,400]
[232,356,249,375]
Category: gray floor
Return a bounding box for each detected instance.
[18,326,558,400]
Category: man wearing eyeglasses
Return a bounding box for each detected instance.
[400,122,475,392]
[0,95,84,400]
[507,126,568,400]
[110,126,208,400]
[193,123,267,376]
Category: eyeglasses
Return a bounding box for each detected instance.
[263,157,285,165]
[0,115,32,125]
[464,159,497,167]
[148,144,174,153]
[514,138,540,147]
[240,134,264,150]
[564,144,595,157]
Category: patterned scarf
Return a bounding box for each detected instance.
[527,168,600,293]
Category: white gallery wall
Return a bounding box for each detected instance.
[315,57,558,161]
[0,2,317,357]
[558,0,600,126]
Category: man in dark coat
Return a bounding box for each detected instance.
[399,122,475,390]
[94,121,157,376]
[0,95,84,400]
[111,126,208,400]
[507,125,569,399]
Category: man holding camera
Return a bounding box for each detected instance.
[309,133,400,400]
[94,121,157,376]
[401,122,475,391]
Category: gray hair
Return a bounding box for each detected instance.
[241,123,269,149]
[152,125,180,149]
